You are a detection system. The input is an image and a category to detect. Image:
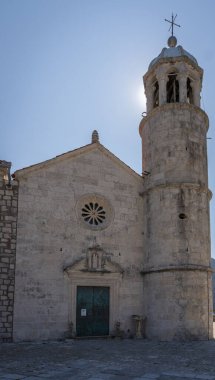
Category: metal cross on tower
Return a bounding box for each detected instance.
[165,13,181,36]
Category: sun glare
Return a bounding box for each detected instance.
[137,85,146,110]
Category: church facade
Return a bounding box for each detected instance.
[0,35,213,342]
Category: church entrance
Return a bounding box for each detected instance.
[76,286,110,336]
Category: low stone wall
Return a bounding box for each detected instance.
[0,180,18,342]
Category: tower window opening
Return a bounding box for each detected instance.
[187,78,193,104]
[166,74,179,103]
[179,213,187,219]
[153,81,159,108]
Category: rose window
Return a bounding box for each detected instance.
[81,202,106,226]
[77,194,113,230]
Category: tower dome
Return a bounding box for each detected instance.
[149,38,198,70]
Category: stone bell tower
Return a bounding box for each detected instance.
[139,33,213,340]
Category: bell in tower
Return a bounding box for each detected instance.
[140,16,213,341]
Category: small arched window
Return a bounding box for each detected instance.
[166,73,179,103]
[187,78,193,104]
[153,81,159,108]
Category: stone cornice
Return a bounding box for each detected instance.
[140,182,212,200]
[139,102,209,136]
[141,264,212,275]
[144,55,203,83]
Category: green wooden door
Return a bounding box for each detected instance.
[76,286,110,336]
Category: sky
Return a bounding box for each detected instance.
[0,0,215,257]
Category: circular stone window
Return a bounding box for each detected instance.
[81,202,106,226]
[76,194,113,230]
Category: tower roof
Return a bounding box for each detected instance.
[148,36,198,70]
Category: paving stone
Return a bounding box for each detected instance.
[161,372,195,378]
[23,377,48,380]
[134,373,160,380]
[0,375,25,380]
[88,376,112,380]
[159,376,215,380]
[161,373,215,380]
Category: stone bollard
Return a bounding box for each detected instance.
[132,315,144,339]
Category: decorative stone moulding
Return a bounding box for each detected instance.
[76,194,114,230]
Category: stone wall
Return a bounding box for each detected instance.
[0,162,18,342]
[211,258,215,310]
[139,103,213,340]
[143,269,213,341]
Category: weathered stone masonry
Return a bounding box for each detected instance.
[0,161,18,342]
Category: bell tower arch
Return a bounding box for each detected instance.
[140,33,213,340]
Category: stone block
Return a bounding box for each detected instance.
[1,257,9,263]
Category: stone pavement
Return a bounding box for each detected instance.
[1,339,215,380]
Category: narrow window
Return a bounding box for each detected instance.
[153,81,159,108]
[187,78,193,104]
[166,74,179,103]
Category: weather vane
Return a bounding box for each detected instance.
[165,13,181,36]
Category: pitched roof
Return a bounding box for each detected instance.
[14,142,142,181]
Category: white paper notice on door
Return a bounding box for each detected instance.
[81,308,87,317]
